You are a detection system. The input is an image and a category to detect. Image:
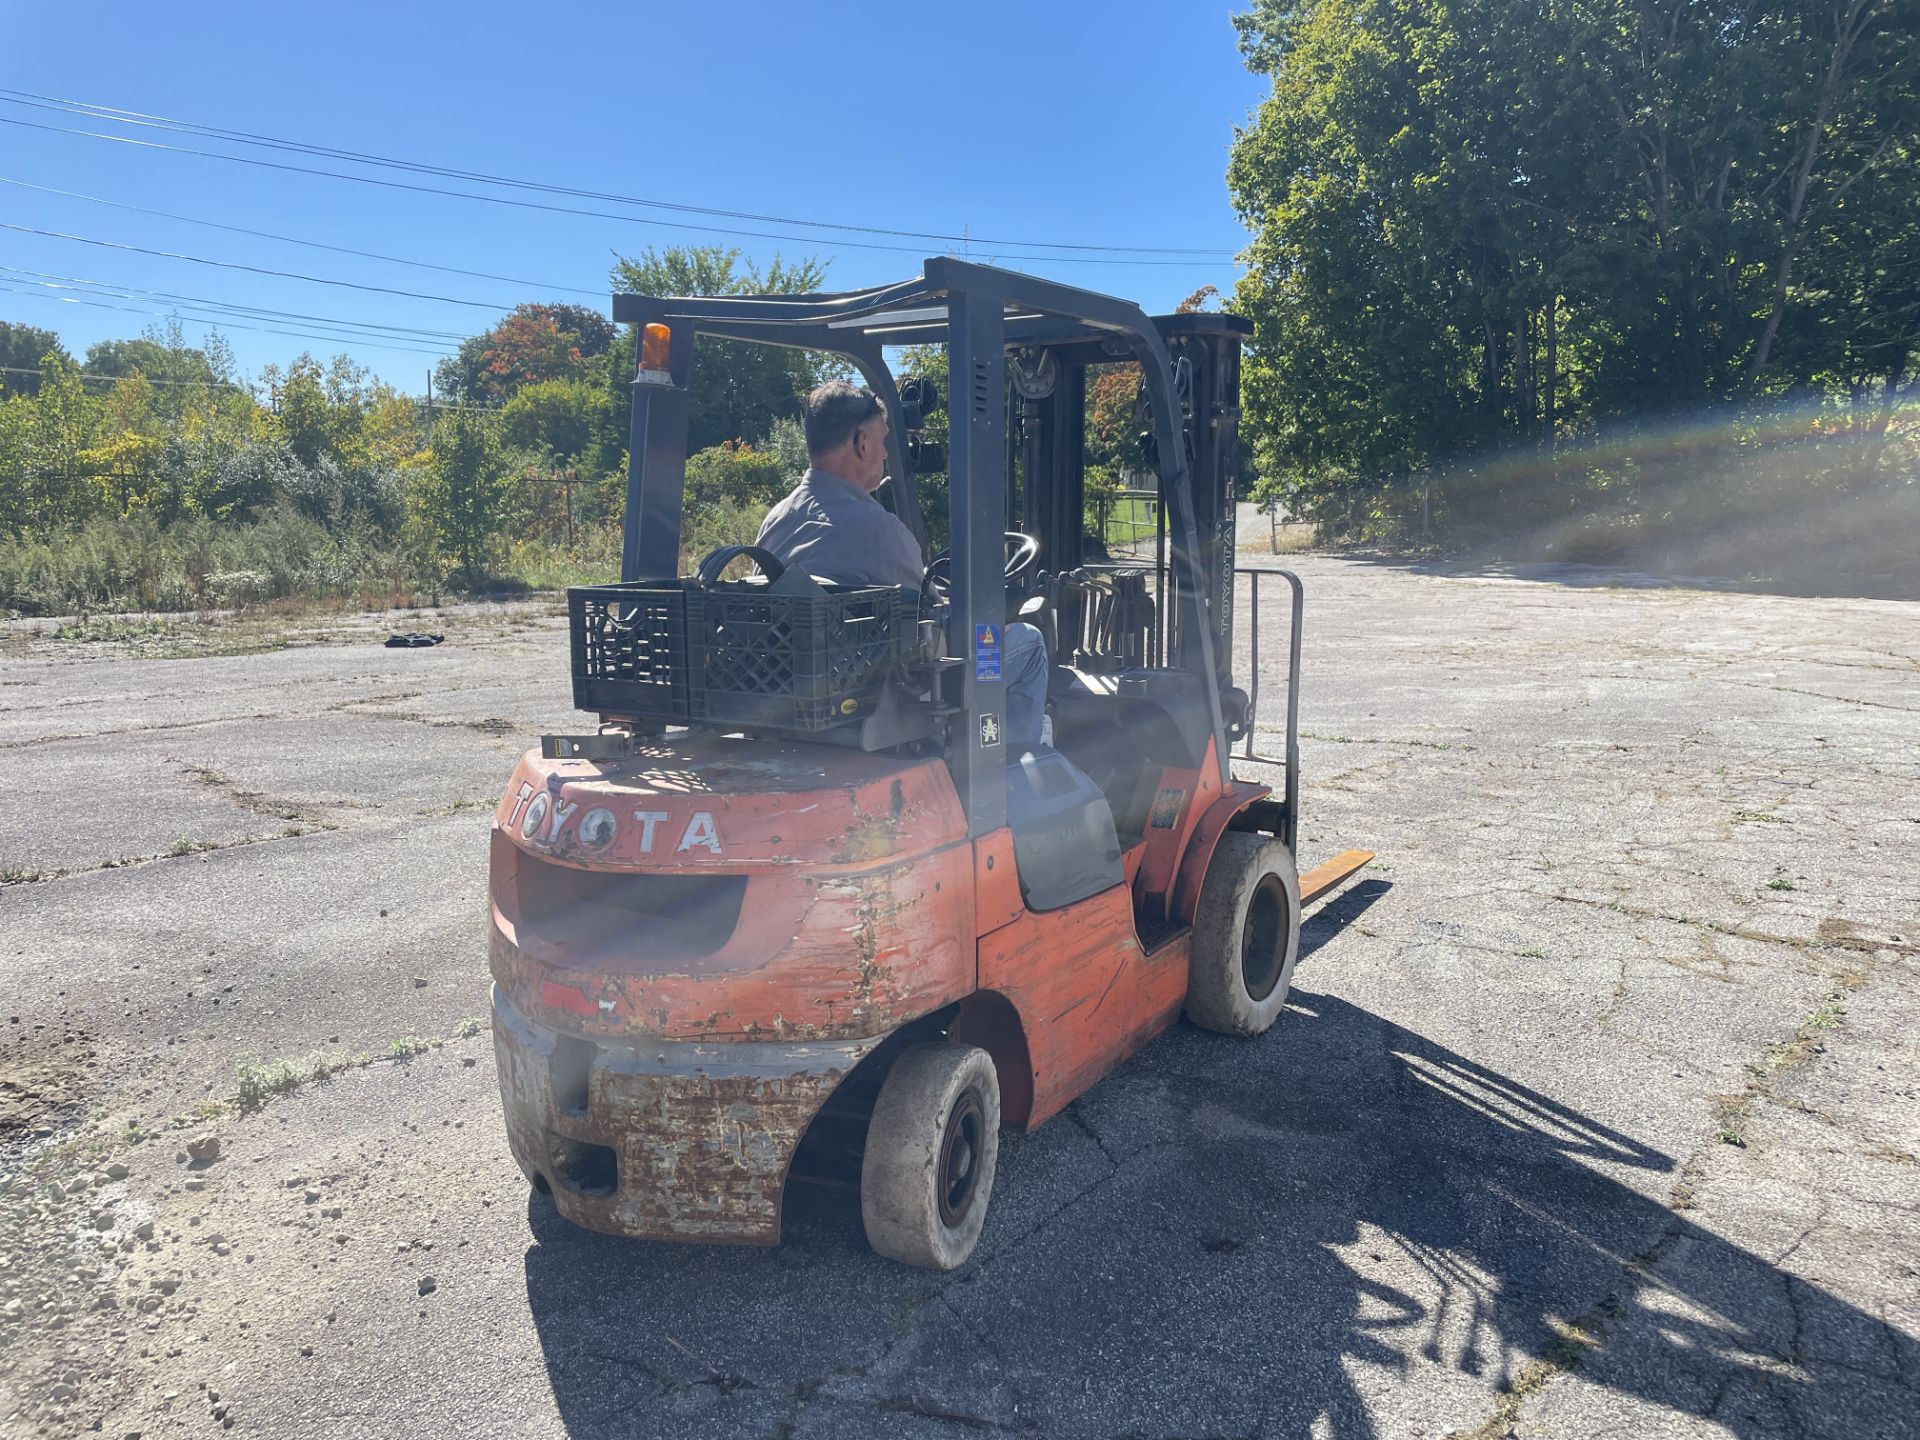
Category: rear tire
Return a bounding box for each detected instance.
[860,1043,1000,1270]
[1185,832,1302,1037]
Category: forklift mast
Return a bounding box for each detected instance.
[1006,312,1249,710]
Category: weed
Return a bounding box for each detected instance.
[420,797,489,818]
[52,614,177,645]
[0,867,47,885]
[233,1050,362,1111]
[1766,876,1796,891]
[1516,947,1547,959]
[1748,987,1849,1080]
[234,1057,306,1111]
[388,1035,436,1059]
[1715,1128,1748,1148]
[454,1017,486,1039]
[1732,809,1786,824]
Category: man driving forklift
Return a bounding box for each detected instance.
[757,381,1051,755]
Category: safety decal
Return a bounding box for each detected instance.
[1149,786,1187,829]
[974,623,1002,681]
[979,713,1002,748]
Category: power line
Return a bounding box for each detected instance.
[0,281,451,358]
[0,88,1237,258]
[0,177,607,299]
[0,113,1227,269]
[0,265,471,341]
[0,220,512,310]
[0,361,238,389]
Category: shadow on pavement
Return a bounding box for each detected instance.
[1330,550,1920,603]
[519,884,1915,1438]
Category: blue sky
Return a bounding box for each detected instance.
[0,3,1267,393]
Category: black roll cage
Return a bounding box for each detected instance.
[612,257,1249,841]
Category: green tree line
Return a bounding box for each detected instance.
[0,247,835,615]
[1229,0,1919,571]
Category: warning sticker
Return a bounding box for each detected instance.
[979,713,1002,747]
[974,623,1002,681]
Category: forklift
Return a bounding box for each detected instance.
[488,259,1371,1269]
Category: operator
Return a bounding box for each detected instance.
[758,380,1049,756]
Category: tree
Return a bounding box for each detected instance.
[86,373,166,514]
[439,303,616,406]
[0,323,72,398]
[501,378,612,462]
[84,336,219,388]
[263,354,420,472]
[607,246,831,452]
[1228,0,1920,540]
[414,408,515,583]
[5,353,104,532]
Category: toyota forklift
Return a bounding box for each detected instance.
[488,258,1371,1269]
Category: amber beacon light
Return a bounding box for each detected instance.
[635,323,673,385]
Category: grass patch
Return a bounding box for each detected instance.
[1460,1308,1611,1439]
[234,1057,306,1111]
[1747,986,1850,1082]
[182,764,322,823]
[234,1050,365,1111]
[203,1018,490,1122]
[1240,521,1319,556]
[51,614,180,645]
[419,797,490,818]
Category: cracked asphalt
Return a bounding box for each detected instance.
[1,557,1916,1439]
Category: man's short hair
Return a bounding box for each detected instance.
[804,381,885,456]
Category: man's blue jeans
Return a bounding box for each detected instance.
[1002,621,1049,757]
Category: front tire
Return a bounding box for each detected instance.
[1185,832,1302,1036]
[860,1043,1000,1270]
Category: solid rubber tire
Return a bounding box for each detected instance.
[860,1042,1000,1271]
[1184,831,1302,1037]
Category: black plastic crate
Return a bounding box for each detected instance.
[568,582,691,719]
[688,585,914,731]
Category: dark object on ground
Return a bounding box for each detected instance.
[384,633,445,648]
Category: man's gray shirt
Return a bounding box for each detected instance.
[755,468,924,589]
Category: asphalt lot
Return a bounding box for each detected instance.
[1,554,1916,1439]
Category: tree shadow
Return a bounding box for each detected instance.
[520,885,1915,1438]
[1327,548,1920,603]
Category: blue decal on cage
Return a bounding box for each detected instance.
[974,623,1002,681]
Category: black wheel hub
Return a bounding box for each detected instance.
[1241,874,1289,1001]
[936,1090,985,1228]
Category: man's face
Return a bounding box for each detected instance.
[849,411,890,491]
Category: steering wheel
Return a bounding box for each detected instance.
[923,532,1042,606]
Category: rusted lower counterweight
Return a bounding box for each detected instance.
[495,986,882,1242]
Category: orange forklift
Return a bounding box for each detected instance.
[488,259,1371,1269]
